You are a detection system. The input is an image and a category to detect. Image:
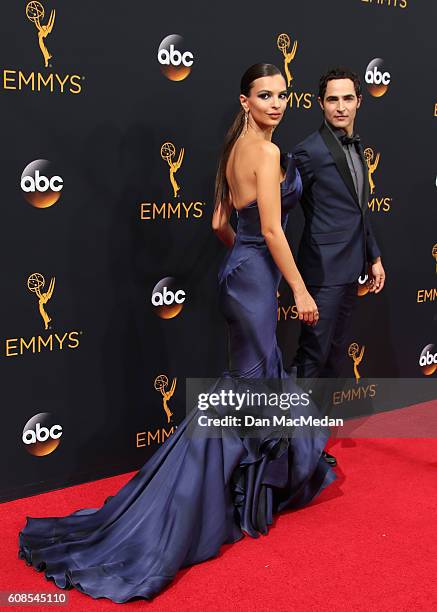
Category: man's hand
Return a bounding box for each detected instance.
[367,258,385,294]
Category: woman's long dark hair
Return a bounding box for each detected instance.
[214,63,283,216]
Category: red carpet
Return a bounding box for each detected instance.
[2,433,437,610]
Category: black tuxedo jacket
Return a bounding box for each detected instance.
[292,122,381,286]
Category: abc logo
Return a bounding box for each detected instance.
[152,276,186,319]
[158,34,194,81]
[21,159,63,208]
[22,412,63,456]
[365,58,391,97]
[419,344,437,376]
[357,274,370,297]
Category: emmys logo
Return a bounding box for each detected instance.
[4,273,82,358]
[158,35,194,81]
[276,33,313,110]
[365,58,391,97]
[0,4,83,95]
[28,273,55,330]
[332,342,377,405]
[136,374,177,448]
[152,277,186,319]
[361,0,407,8]
[348,342,365,384]
[419,344,437,376]
[26,1,55,68]
[21,160,63,208]
[277,291,298,321]
[416,245,437,303]
[22,412,63,456]
[364,147,393,213]
[140,142,205,221]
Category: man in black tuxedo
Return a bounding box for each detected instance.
[292,68,386,466]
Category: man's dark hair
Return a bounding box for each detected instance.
[318,67,362,100]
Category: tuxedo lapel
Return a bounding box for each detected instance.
[319,123,360,208]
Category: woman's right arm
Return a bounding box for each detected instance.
[255,142,318,325]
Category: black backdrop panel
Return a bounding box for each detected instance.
[0,0,435,501]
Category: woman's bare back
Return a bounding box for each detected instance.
[226,139,285,211]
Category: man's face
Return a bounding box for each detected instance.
[318,78,362,135]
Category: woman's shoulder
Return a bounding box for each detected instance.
[252,141,281,167]
[255,140,280,156]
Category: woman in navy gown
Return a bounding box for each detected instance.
[18,64,335,603]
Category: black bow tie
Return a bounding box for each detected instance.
[339,133,361,146]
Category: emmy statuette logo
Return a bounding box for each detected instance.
[1,3,82,94]
[416,245,437,304]
[276,33,312,110]
[277,33,297,88]
[139,142,205,221]
[26,1,55,68]
[364,146,392,213]
[332,342,376,405]
[27,273,55,330]
[348,342,365,384]
[4,273,82,358]
[135,375,177,448]
[364,148,380,195]
[161,142,184,198]
[154,374,177,424]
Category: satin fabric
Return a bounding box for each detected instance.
[18,152,335,602]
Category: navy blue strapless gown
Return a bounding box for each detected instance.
[18,153,335,602]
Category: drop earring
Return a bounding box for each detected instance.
[243,111,249,136]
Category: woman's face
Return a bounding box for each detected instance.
[240,74,288,130]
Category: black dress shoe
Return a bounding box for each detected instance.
[322,450,337,466]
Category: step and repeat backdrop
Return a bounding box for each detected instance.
[0,0,435,501]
